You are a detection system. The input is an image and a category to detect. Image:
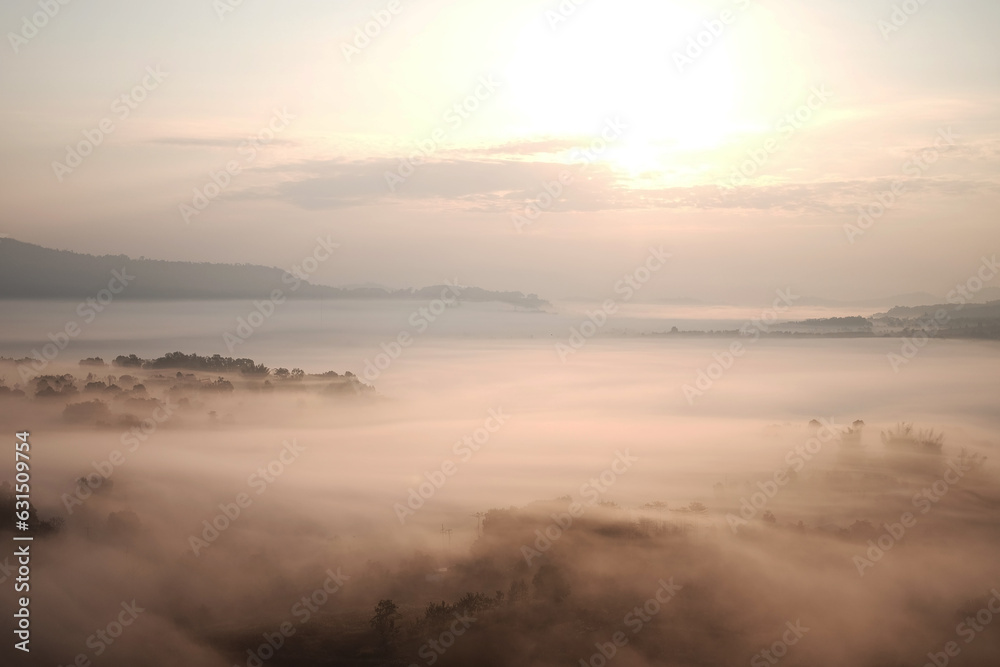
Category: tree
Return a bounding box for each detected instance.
[424,600,452,623]
[370,599,401,647]
[113,354,145,368]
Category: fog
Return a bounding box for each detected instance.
[5,0,1000,662]
[1,302,999,666]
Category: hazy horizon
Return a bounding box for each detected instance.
[5,236,1000,308]
[2,0,999,302]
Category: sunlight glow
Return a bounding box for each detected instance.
[504,0,746,176]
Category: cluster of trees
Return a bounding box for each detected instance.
[33,374,79,398]
[29,374,150,401]
[0,383,26,398]
[109,352,362,380]
[108,353,366,386]
[368,585,523,650]
[0,372,155,404]
[113,352,276,375]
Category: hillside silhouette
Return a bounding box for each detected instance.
[0,239,548,309]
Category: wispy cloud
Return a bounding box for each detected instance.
[226,153,1000,217]
[147,137,297,148]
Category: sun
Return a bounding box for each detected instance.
[502,0,746,176]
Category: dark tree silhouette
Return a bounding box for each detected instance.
[370,599,401,648]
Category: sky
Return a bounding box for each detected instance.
[1,0,999,303]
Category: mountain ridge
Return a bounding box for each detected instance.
[0,239,549,310]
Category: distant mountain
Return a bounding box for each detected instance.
[795,292,941,309]
[0,239,549,309]
[879,300,1000,321]
[777,315,873,334]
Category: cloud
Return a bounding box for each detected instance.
[673,177,1000,214]
[231,157,623,212]
[223,150,1000,216]
[448,138,589,158]
[147,137,297,148]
